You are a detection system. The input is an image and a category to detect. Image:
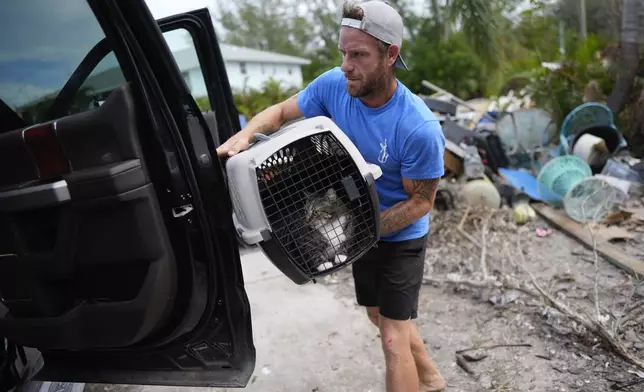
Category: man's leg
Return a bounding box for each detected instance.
[367,308,445,391]
[378,235,445,392]
[379,315,419,392]
[409,322,446,391]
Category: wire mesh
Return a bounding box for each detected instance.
[256,131,376,276]
[563,177,628,223]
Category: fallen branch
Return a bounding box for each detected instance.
[587,223,602,323]
[615,280,644,334]
[515,234,644,370]
[455,354,477,377]
[456,343,532,354]
[423,274,539,299]
[610,377,644,391]
[480,211,494,279]
[457,206,482,249]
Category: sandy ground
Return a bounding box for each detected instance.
[74,206,644,392]
[315,206,644,392]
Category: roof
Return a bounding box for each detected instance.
[220,44,311,65]
[172,44,311,70]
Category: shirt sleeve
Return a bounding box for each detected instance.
[296,68,338,118]
[401,120,446,180]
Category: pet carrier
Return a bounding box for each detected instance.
[226,116,383,284]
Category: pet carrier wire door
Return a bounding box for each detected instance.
[226,116,383,284]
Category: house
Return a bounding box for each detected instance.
[77,43,311,102]
[14,40,312,117]
[175,44,311,95]
[59,43,311,109]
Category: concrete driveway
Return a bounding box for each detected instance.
[218,246,385,391]
[81,247,387,392]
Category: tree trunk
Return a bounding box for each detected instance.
[607,0,644,114]
[443,0,451,41]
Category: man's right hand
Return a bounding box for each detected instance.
[216,133,252,157]
[216,94,303,158]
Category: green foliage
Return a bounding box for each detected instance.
[397,32,487,100]
[551,0,622,41]
[214,0,630,138]
[302,50,342,85]
[216,0,314,56]
[232,78,299,120]
[194,96,211,112]
[448,0,503,65]
[521,34,615,126]
[513,13,561,60]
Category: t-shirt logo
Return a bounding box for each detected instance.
[378,138,389,164]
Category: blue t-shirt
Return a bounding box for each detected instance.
[296,67,446,242]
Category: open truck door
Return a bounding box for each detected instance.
[0,0,254,388]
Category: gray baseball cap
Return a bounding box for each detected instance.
[340,0,409,70]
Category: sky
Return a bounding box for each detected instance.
[0,0,543,110]
[144,0,215,19]
[0,0,215,109]
[0,0,107,108]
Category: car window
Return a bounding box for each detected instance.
[77,52,127,109]
[163,29,211,111]
[0,0,125,125]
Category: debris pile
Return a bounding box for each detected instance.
[420,79,644,269]
[416,80,644,383]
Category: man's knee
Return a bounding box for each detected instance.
[379,316,411,362]
[366,307,379,327]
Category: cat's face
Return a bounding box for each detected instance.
[304,188,339,223]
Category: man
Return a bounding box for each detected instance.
[216,1,446,391]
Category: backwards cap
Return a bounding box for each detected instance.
[340,0,408,70]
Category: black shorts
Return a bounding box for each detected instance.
[352,235,427,321]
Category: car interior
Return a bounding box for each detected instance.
[0,1,254,389]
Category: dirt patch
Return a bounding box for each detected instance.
[320,202,644,391]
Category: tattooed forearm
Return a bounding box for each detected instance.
[410,178,440,204]
[379,177,440,236]
[380,201,414,236]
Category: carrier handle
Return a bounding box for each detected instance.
[365,163,383,181]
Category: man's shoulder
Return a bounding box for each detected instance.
[395,84,442,139]
[397,83,439,124]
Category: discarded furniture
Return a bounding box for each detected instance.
[422,97,457,117]
[442,118,510,175]
[495,108,557,171]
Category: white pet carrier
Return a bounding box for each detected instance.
[226,116,382,284]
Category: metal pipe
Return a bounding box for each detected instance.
[421,80,496,122]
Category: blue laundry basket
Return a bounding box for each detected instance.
[559,102,626,154]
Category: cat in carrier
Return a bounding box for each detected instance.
[300,187,354,273]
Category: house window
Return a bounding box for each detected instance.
[288,66,293,75]
[240,62,247,74]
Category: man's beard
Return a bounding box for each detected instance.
[346,62,389,98]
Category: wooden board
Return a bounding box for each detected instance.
[533,203,644,277]
[443,150,463,178]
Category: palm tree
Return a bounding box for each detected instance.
[607,0,644,113]
[390,0,502,63]
[446,0,502,63]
